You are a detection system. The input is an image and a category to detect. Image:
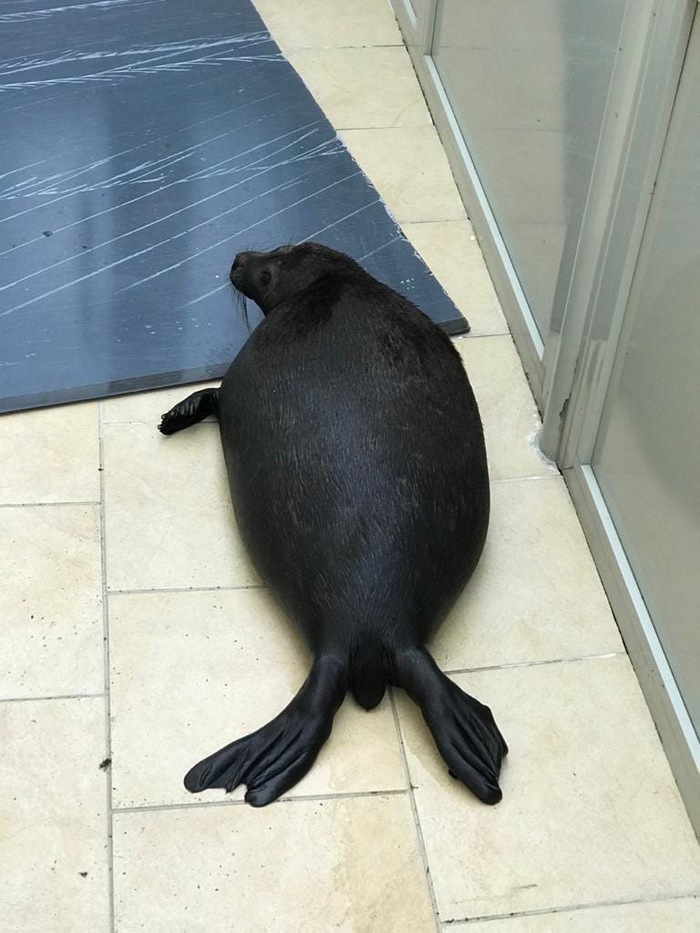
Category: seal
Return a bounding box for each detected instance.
[159,242,507,807]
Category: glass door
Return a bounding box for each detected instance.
[391,0,700,830]
[563,4,700,829]
[589,14,700,735]
[430,0,627,373]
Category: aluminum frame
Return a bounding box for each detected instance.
[392,0,700,834]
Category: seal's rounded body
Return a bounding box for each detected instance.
[160,243,507,807]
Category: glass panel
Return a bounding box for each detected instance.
[432,0,626,341]
[592,18,700,735]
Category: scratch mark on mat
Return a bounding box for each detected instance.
[0,128,347,295]
[0,1,165,25]
[0,172,363,316]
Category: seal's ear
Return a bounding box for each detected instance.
[251,259,285,314]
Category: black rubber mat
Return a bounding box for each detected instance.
[0,0,466,415]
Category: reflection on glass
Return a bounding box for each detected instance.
[431,0,626,340]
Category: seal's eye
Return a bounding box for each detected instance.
[260,269,272,286]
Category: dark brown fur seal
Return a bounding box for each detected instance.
[159,242,507,807]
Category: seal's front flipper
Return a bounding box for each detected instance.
[395,648,507,805]
[184,657,347,807]
[158,388,219,435]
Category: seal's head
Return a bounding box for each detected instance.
[229,242,362,314]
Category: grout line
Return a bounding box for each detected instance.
[103,420,218,428]
[401,218,473,227]
[442,890,700,925]
[0,655,625,704]
[489,474,559,485]
[389,688,442,933]
[451,330,512,339]
[451,332,512,341]
[276,43,404,52]
[0,500,100,509]
[97,401,116,933]
[0,692,104,705]
[444,652,626,677]
[108,582,264,597]
[338,124,439,138]
[113,788,408,815]
[331,122,434,133]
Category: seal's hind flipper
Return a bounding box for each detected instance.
[395,648,507,805]
[158,388,219,435]
[184,657,347,807]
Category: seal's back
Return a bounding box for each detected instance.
[219,246,489,707]
[161,242,507,808]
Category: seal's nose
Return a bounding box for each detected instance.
[231,250,257,285]
[230,252,246,285]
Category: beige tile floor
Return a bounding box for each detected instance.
[2,2,699,931]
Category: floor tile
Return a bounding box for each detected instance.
[287,47,432,129]
[0,697,109,933]
[102,421,258,591]
[395,656,700,922]
[432,476,623,672]
[113,795,434,933]
[403,221,509,336]
[101,383,220,426]
[254,0,402,49]
[447,897,700,931]
[454,334,556,480]
[340,127,467,223]
[0,403,99,505]
[109,588,406,808]
[0,505,104,700]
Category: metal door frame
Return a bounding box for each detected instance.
[561,0,700,834]
[542,0,698,464]
[391,0,700,834]
[392,0,695,417]
[392,0,546,401]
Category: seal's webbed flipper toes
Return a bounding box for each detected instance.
[395,648,507,805]
[158,388,219,435]
[184,657,347,807]
[427,683,507,805]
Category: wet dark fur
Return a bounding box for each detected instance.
[159,242,507,807]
